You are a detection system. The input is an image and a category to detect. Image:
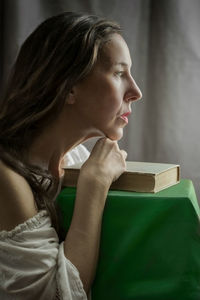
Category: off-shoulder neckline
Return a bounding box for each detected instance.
[0,210,49,239]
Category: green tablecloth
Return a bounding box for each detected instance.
[57,179,200,300]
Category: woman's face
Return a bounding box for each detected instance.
[71,33,142,140]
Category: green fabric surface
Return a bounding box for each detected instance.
[56,179,200,300]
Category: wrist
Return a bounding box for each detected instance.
[79,163,112,190]
[74,169,109,211]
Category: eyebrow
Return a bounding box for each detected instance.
[114,62,132,68]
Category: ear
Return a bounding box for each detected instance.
[66,88,76,105]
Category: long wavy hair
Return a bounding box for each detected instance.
[0,12,121,230]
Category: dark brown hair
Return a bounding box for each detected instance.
[0,12,121,230]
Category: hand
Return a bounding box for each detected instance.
[64,137,127,293]
[80,137,127,188]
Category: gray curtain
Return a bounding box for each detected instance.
[1,0,200,202]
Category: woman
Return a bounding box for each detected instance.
[0,12,142,299]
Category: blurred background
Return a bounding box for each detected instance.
[0,0,200,202]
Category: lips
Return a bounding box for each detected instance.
[120,112,131,123]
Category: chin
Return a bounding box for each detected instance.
[106,128,123,141]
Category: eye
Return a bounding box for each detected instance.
[115,71,124,77]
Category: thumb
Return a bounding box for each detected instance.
[121,150,127,160]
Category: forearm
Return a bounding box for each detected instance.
[63,173,109,294]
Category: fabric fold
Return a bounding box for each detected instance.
[0,211,87,299]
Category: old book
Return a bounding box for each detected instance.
[63,161,180,193]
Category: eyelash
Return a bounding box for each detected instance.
[115,71,124,77]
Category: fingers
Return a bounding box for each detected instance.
[92,138,126,157]
[82,137,127,186]
[121,149,127,160]
[91,138,127,165]
[90,137,114,156]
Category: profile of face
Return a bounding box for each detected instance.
[68,33,142,141]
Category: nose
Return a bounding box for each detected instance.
[124,76,142,102]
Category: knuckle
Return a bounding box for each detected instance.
[102,137,111,146]
[122,162,127,171]
[99,137,106,144]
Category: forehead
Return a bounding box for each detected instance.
[98,33,132,68]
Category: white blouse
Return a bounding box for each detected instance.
[0,144,90,300]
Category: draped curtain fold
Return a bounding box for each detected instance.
[1,0,200,201]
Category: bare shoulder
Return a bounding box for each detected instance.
[0,160,38,231]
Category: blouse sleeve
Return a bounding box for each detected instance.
[0,210,87,300]
[64,144,90,166]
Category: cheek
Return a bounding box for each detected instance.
[78,75,123,117]
[95,96,121,120]
[98,82,122,112]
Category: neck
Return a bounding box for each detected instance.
[27,109,103,178]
